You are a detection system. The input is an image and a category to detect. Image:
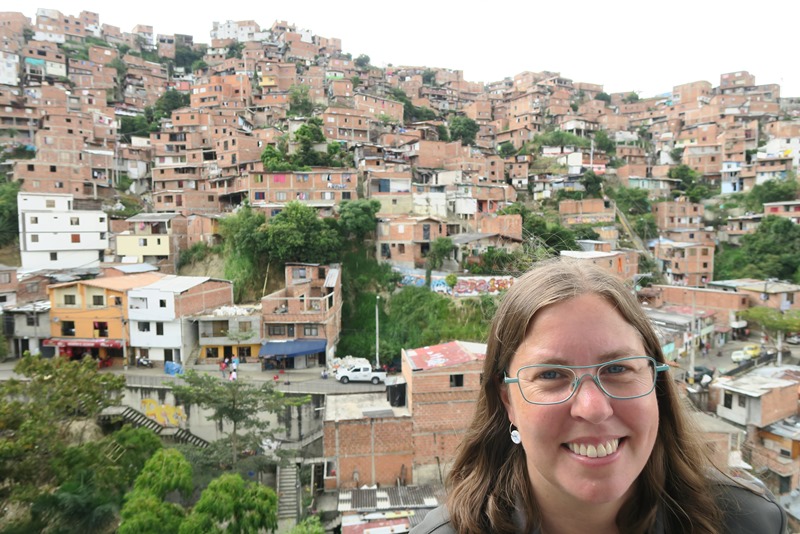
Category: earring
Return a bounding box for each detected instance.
[509,423,521,444]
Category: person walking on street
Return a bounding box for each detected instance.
[229,369,237,382]
[219,359,228,379]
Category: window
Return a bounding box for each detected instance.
[303,325,318,336]
[50,165,56,172]
[159,299,167,308]
[94,321,108,337]
[64,294,76,305]
[239,321,251,332]
[61,320,76,336]
[31,235,38,243]
[208,195,214,202]
[30,216,38,224]
[156,322,164,335]
[138,322,151,332]
[268,325,286,336]
[92,295,104,306]
[450,374,464,387]
[50,252,58,261]
[71,234,81,243]
[26,315,39,327]
[205,347,219,358]
[723,392,732,409]
[114,297,122,305]
[138,238,148,246]
[276,192,287,201]
[27,282,39,292]
[342,192,351,200]
[70,217,79,225]
[0,273,9,284]
[738,395,746,408]
[46,199,55,208]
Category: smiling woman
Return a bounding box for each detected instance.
[411,258,786,534]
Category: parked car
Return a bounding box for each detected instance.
[334,365,387,384]
[743,344,761,358]
[786,335,800,345]
[731,350,751,363]
[690,365,716,383]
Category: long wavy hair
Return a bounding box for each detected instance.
[446,258,722,533]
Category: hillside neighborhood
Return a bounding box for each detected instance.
[3,7,800,533]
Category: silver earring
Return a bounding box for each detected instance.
[510,423,521,444]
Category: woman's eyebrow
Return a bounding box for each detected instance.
[519,350,644,367]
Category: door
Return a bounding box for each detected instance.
[164,348,173,362]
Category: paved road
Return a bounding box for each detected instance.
[0,359,388,395]
[679,338,798,380]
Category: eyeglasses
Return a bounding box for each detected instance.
[504,356,670,405]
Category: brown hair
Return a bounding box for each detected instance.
[445,258,722,533]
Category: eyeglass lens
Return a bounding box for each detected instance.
[516,358,657,404]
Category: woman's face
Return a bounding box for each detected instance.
[500,293,659,510]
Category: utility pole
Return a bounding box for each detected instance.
[375,295,380,369]
[689,289,697,385]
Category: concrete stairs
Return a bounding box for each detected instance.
[98,405,209,448]
[277,464,299,520]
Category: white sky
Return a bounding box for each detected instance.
[5,0,800,98]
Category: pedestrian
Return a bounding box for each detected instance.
[219,359,228,378]
[229,369,237,381]
[232,354,239,371]
[412,258,786,534]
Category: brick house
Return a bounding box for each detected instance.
[652,199,705,232]
[259,263,342,369]
[321,340,484,490]
[376,215,447,268]
[652,240,715,287]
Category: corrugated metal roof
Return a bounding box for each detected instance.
[324,268,340,288]
[50,272,165,290]
[126,212,182,222]
[337,484,445,513]
[139,275,211,293]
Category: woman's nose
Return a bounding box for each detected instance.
[569,375,614,423]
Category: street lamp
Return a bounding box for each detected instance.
[375,295,380,369]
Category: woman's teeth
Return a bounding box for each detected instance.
[567,438,620,458]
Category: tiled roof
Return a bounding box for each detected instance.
[337,484,445,513]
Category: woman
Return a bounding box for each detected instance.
[412,259,785,534]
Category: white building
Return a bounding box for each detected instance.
[128,275,233,364]
[761,137,800,169]
[17,192,109,273]
[0,52,20,86]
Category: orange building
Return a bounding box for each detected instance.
[45,272,164,364]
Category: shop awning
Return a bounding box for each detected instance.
[259,339,326,359]
[43,338,122,349]
[731,320,748,329]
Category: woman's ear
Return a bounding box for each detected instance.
[499,374,515,424]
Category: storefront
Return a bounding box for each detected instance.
[43,338,124,365]
[258,339,327,370]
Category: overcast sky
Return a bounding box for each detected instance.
[5,0,799,98]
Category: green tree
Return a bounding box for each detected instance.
[172,371,308,469]
[744,178,798,213]
[532,130,590,152]
[130,448,194,500]
[0,179,20,247]
[426,237,454,271]
[226,42,244,59]
[580,171,604,198]
[498,141,517,158]
[288,85,316,117]
[448,116,479,146]
[290,515,325,534]
[740,307,800,345]
[119,493,186,534]
[422,69,437,85]
[623,92,640,103]
[607,186,651,215]
[595,92,611,103]
[154,89,190,120]
[220,203,269,301]
[594,130,615,154]
[632,213,658,241]
[436,124,450,142]
[354,54,370,69]
[338,199,381,241]
[265,202,342,264]
[179,474,278,534]
[0,355,126,500]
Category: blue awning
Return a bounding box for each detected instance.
[259,339,327,359]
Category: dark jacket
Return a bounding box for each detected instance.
[410,479,787,533]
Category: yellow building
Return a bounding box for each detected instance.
[45,272,165,364]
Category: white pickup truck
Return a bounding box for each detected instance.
[335,365,387,384]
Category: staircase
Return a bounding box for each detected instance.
[276,464,299,520]
[98,405,209,448]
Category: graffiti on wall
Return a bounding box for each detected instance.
[141,398,187,427]
[394,268,515,297]
[452,276,514,297]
